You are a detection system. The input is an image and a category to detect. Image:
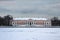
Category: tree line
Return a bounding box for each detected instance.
[51,17,60,26]
[0,15,13,26]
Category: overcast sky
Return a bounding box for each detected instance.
[0,0,60,18]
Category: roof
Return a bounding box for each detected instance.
[13,18,47,20]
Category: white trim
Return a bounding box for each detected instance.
[13,18,47,20]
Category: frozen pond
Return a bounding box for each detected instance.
[0,28,60,40]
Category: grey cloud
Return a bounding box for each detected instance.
[0,0,13,1]
[0,8,13,13]
[0,0,60,17]
[0,7,60,16]
[0,8,46,15]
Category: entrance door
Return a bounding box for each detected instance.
[28,22,33,26]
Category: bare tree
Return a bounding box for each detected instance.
[4,15,13,26]
[51,17,58,21]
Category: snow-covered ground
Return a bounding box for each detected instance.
[0,28,60,40]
